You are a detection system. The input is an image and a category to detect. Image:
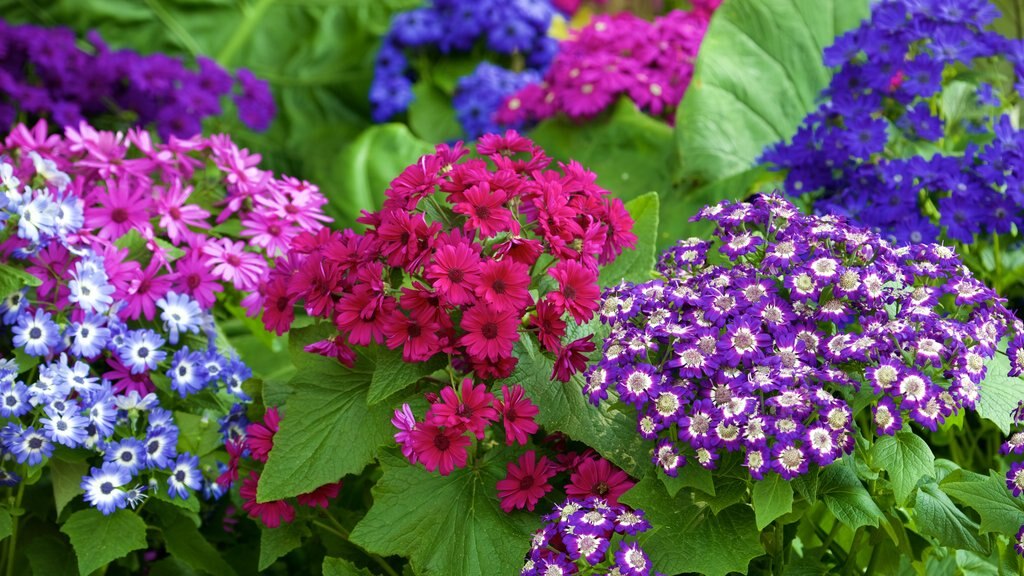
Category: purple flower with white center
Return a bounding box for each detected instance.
[772,441,808,480]
[82,462,131,515]
[721,321,768,366]
[117,329,166,374]
[167,347,209,397]
[1008,462,1024,498]
[1015,525,1024,557]
[564,531,609,565]
[12,308,60,356]
[144,427,179,470]
[653,439,682,477]
[167,453,202,499]
[11,426,53,465]
[105,437,146,475]
[0,379,30,418]
[614,541,651,576]
[616,364,659,408]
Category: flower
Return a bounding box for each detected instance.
[118,329,167,375]
[1007,462,1024,498]
[297,481,343,509]
[202,238,268,291]
[409,422,472,476]
[156,291,203,344]
[12,308,60,356]
[497,451,555,512]
[246,407,280,463]
[428,379,498,439]
[167,454,202,499]
[566,458,634,505]
[81,462,131,515]
[240,472,295,528]
[460,304,520,362]
[497,385,539,446]
[548,260,600,325]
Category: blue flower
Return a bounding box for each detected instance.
[86,393,118,440]
[117,329,166,374]
[0,469,21,487]
[0,290,29,325]
[10,426,53,466]
[167,453,202,499]
[156,291,203,345]
[81,462,131,515]
[15,190,59,243]
[144,427,179,470]
[12,308,60,356]
[68,267,114,314]
[40,405,90,448]
[104,438,147,475]
[167,346,209,397]
[0,379,30,418]
[221,355,252,401]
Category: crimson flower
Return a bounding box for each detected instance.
[548,260,601,324]
[428,379,499,439]
[426,242,481,305]
[530,299,567,353]
[296,481,343,509]
[460,303,520,362]
[452,182,518,237]
[496,451,555,513]
[552,336,596,383]
[475,259,532,312]
[245,406,280,463]
[410,422,472,476]
[240,472,295,528]
[566,457,634,505]
[334,285,395,346]
[384,311,442,362]
[496,384,539,445]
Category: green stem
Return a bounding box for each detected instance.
[217,0,275,66]
[313,516,400,576]
[143,0,202,56]
[6,481,25,576]
[993,233,1003,292]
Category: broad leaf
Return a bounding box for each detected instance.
[942,471,1024,536]
[752,473,794,530]
[61,508,148,576]
[871,432,935,505]
[913,483,989,554]
[620,475,763,576]
[0,262,42,297]
[25,535,78,575]
[259,523,308,571]
[152,501,238,576]
[598,192,660,287]
[408,82,462,144]
[323,556,375,576]
[499,337,649,477]
[367,346,445,406]
[979,352,1024,434]
[675,0,871,184]
[349,451,538,576]
[994,0,1024,38]
[50,457,90,517]
[818,461,883,530]
[661,463,715,498]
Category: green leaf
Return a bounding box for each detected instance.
[818,461,884,530]
[257,349,398,501]
[979,352,1024,434]
[0,262,42,297]
[51,457,90,517]
[941,471,1024,535]
[408,82,462,144]
[675,0,870,184]
[329,124,435,229]
[259,523,308,571]
[620,475,764,576]
[60,508,148,576]
[350,451,538,576]
[752,473,794,530]
[661,463,715,497]
[913,483,989,554]
[323,556,375,576]
[151,501,237,576]
[871,432,935,505]
[993,0,1024,38]
[0,508,10,542]
[499,337,649,477]
[598,192,660,287]
[25,534,77,575]
[529,98,676,205]
[367,346,445,406]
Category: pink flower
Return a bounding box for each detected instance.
[552,336,596,383]
[245,407,280,463]
[426,242,481,306]
[241,212,297,258]
[428,379,498,439]
[566,457,634,505]
[548,260,600,324]
[410,423,472,476]
[460,304,520,362]
[171,249,223,309]
[474,259,532,312]
[120,260,173,321]
[392,403,418,464]
[240,472,295,528]
[496,385,539,446]
[103,356,155,396]
[85,176,153,239]
[496,451,555,513]
[296,481,343,509]
[156,180,210,245]
[202,238,268,291]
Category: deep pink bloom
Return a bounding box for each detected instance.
[426,242,481,306]
[428,379,498,439]
[245,407,280,463]
[552,336,596,383]
[262,277,297,335]
[496,385,539,446]
[474,259,532,312]
[384,311,442,362]
[566,458,634,505]
[119,259,173,321]
[296,481,343,508]
[217,440,246,488]
[496,451,555,513]
[240,472,295,528]
[289,258,343,319]
[392,403,418,463]
[530,299,567,353]
[334,286,395,346]
[85,176,153,239]
[452,182,518,237]
[410,423,472,476]
[202,238,268,291]
[460,304,520,362]
[103,357,155,396]
[304,336,357,368]
[155,180,209,245]
[171,249,223,309]
[548,260,601,324]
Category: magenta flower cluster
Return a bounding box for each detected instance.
[588,194,1018,481]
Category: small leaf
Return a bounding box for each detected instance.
[367,346,445,406]
[151,501,238,576]
[871,432,935,505]
[0,262,42,297]
[61,508,148,576]
[323,556,375,576]
[979,352,1024,434]
[350,451,538,576]
[51,457,90,517]
[818,461,883,530]
[598,191,660,286]
[752,473,794,530]
[913,483,989,554]
[259,523,307,571]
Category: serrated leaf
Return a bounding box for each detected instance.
[350,451,538,576]
[323,556,375,576]
[941,471,1024,535]
[499,337,648,478]
[675,0,871,184]
[913,483,989,554]
[979,352,1024,434]
[598,191,659,287]
[367,346,444,406]
[257,350,397,501]
[259,523,307,571]
[752,473,794,530]
[661,463,715,497]
[871,432,935,505]
[151,501,237,576]
[51,457,90,517]
[620,475,763,576]
[61,508,148,576]
[818,461,883,530]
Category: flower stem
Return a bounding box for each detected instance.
[6,481,25,576]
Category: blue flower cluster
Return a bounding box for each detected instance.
[453,63,540,138]
[370,0,559,136]
[761,0,1024,245]
[0,158,249,514]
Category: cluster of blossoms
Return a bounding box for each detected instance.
[590,194,1019,481]
[213,406,344,528]
[1001,402,1024,557]
[454,63,542,139]
[0,20,275,139]
[761,0,1024,245]
[0,120,328,514]
[521,497,659,576]
[497,3,719,125]
[369,0,559,126]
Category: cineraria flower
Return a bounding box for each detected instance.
[496,451,555,512]
[156,291,203,344]
[296,481,343,509]
[81,462,131,515]
[12,308,60,356]
[118,329,167,375]
[1007,462,1024,498]
[105,438,147,476]
[566,457,634,505]
[167,454,202,499]
[245,406,280,463]
[239,472,295,528]
[428,379,498,439]
[497,384,539,446]
[40,405,90,447]
[410,423,472,476]
[11,426,53,465]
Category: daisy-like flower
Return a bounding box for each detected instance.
[12,308,60,356]
[1006,462,1024,498]
[202,238,268,291]
[68,268,115,313]
[11,426,53,465]
[81,462,131,515]
[566,458,634,505]
[124,485,148,510]
[1015,524,1024,557]
[548,260,601,324]
[410,422,472,476]
[297,481,343,509]
[474,259,532,312]
[240,472,295,528]
[426,242,481,305]
[497,384,539,446]
[118,329,166,374]
[0,380,31,418]
[772,442,808,480]
[452,182,517,237]
[16,191,59,242]
[156,291,203,344]
[614,541,651,576]
[144,427,179,470]
[460,304,520,362]
[167,454,203,499]
[392,403,418,463]
[497,451,556,512]
[616,364,659,407]
[86,176,153,239]
[428,379,498,439]
[167,347,209,397]
[105,438,147,475]
[245,406,280,463]
[40,405,90,447]
[156,180,210,244]
[653,440,682,477]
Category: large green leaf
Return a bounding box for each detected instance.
[259,523,308,571]
[499,336,649,478]
[994,0,1024,38]
[751,473,794,530]
[151,501,238,576]
[818,461,884,530]
[367,346,445,406]
[674,0,871,184]
[408,82,462,144]
[323,556,375,576]
[871,432,935,506]
[349,451,538,576]
[941,470,1024,536]
[61,508,149,576]
[620,475,764,576]
[50,457,90,517]
[913,483,989,554]
[979,352,1024,434]
[598,192,660,287]
[330,124,435,229]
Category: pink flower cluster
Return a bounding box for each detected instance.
[497,4,719,124]
[260,131,635,383]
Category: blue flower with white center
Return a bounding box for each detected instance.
[11,426,53,466]
[0,375,29,418]
[28,362,71,406]
[167,347,209,397]
[81,462,131,515]
[167,453,202,499]
[201,349,226,382]
[86,393,118,440]
[144,427,179,470]
[0,469,21,487]
[66,315,108,358]
[40,405,90,448]
[52,192,84,238]
[219,403,249,444]
[46,397,79,416]
[68,267,114,314]
[148,407,175,430]
[12,308,60,356]
[0,160,20,193]
[105,438,147,475]
[15,188,60,243]
[60,357,100,394]
[117,329,166,375]
[124,485,148,510]
[106,317,129,351]
[28,151,70,191]
[156,291,203,345]
[0,290,29,325]
[222,355,252,401]
[202,467,227,500]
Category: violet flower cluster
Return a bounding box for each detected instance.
[369,0,559,128]
[454,63,541,139]
[0,20,276,140]
[588,194,1018,481]
[496,4,718,126]
[0,120,328,515]
[1001,404,1024,557]
[761,0,1024,245]
[522,497,660,576]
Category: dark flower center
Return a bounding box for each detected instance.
[433,433,451,451]
[595,482,610,496]
[175,470,186,482]
[491,279,507,294]
[481,322,499,339]
[29,327,42,339]
[100,482,114,495]
[148,440,161,454]
[28,438,42,449]
[447,268,465,284]
[111,208,129,223]
[121,452,134,462]
[137,347,149,358]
